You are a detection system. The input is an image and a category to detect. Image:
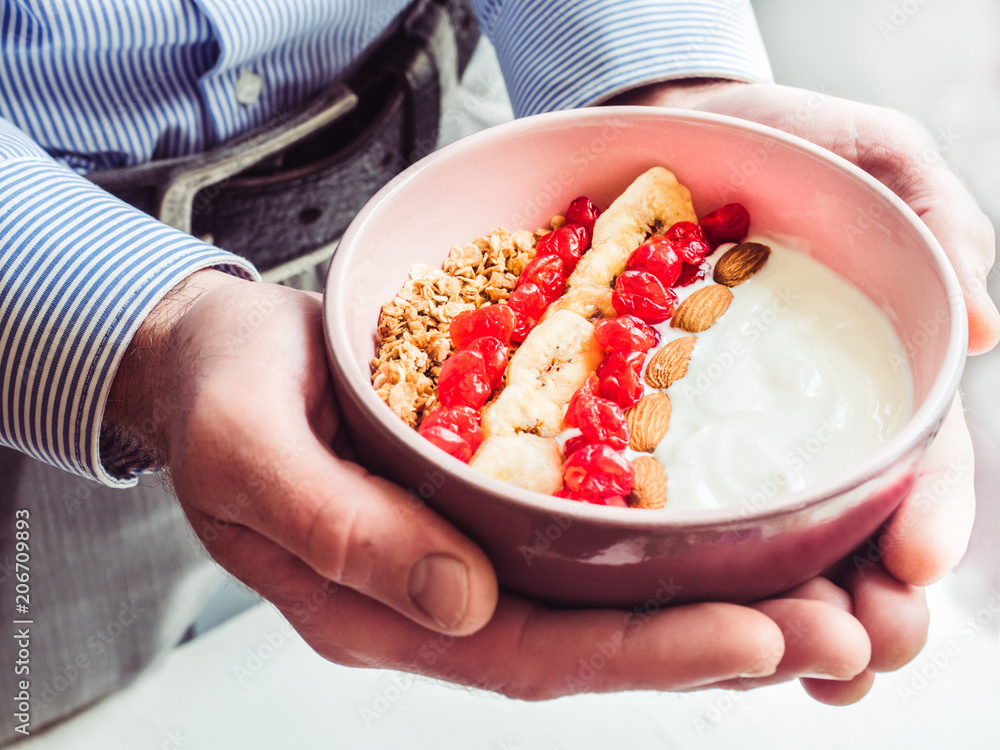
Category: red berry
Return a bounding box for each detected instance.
[565,196,601,237]
[464,336,508,391]
[612,270,678,324]
[450,305,517,349]
[418,425,473,462]
[674,260,711,287]
[508,282,549,320]
[593,315,659,354]
[420,406,484,451]
[564,373,599,428]
[597,350,645,409]
[535,224,589,273]
[510,313,533,344]
[575,395,629,450]
[508,282,550,343]
[626,237,682,287]
[562,435,591,457]
[664,221,710,264]
[437,350,492,409]
[699,203,750,250]
[517,255,565,303]
[562,443,635,500]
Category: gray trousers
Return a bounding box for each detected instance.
[0,447,226,743]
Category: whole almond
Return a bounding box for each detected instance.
[645,336,696,389]
[627,456,668,509]
[670,284,732,333]
[713,242,771,287]
[626,392,672,452]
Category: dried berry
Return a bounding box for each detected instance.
[418,424,474,462]
[562,443,635,500]
[597,350,645,409]
[565,379,629,450]
[561,435,591,457]
[565,196,601,238]
[420,405,484,452]
[564,373,599,428]
[626,236,682,288]
[594,315,659,354]
[674,260,711,287]
[464,336,508,390]
[575,395,629,450]
[449,304,518,349]
[517,255,566,303]
[699,203,750,250]
[665,221,710,264]
[508,281,550,343]
[437,349,492,409]
[612,270,678,324]
[535,224,589,273]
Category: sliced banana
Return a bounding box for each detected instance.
[505,310,603,406]
[539,284,615,323]
[568,166,697,290]
[481,383,565,438]
[469,434,564,494]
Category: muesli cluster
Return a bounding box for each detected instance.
[370,226,539,427]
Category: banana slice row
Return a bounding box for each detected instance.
[471,310,602,493]
[567,166,696,292]
[470,167,694,495]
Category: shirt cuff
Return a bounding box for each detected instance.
[472,0,774,117]
[0,152,259,488]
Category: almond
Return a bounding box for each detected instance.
[627,456,668,509]
[670,284,732,333]
[713,242,771,287]
[626,392,672,452]
[645,336,696,389]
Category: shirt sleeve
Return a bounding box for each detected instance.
[0,118,259,488]
[470,0,774,117]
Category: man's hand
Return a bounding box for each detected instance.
[610,78,999,703]
[103,273,881,699]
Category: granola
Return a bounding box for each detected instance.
[371,224,550,427]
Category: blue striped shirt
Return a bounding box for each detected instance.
[0,0,772,487]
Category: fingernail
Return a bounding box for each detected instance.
[800,670,856,681]
[408,554,470,630]
[739,661,779,679]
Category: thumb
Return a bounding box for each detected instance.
[172,411,499,636]
[255,445,500,635]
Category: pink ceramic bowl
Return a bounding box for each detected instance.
[323,108,966,607]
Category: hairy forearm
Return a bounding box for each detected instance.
[102,269,246,465]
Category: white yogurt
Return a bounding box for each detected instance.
[640,238,912,512]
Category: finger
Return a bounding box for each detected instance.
[849,109,1000,354]
[208,446,498,636]
[777,576,853,613]
[708,598,871,692]
[777,577,883,704]
[196,511,788,698]
[842,563,928,672]
[800,671,877,706]
[880,394,976,585]
[176,392,497,634]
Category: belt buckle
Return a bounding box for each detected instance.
[156,83,358,235]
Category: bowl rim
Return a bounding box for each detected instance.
[324,106,968,529]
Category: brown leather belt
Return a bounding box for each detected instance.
[87,0,480,278]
